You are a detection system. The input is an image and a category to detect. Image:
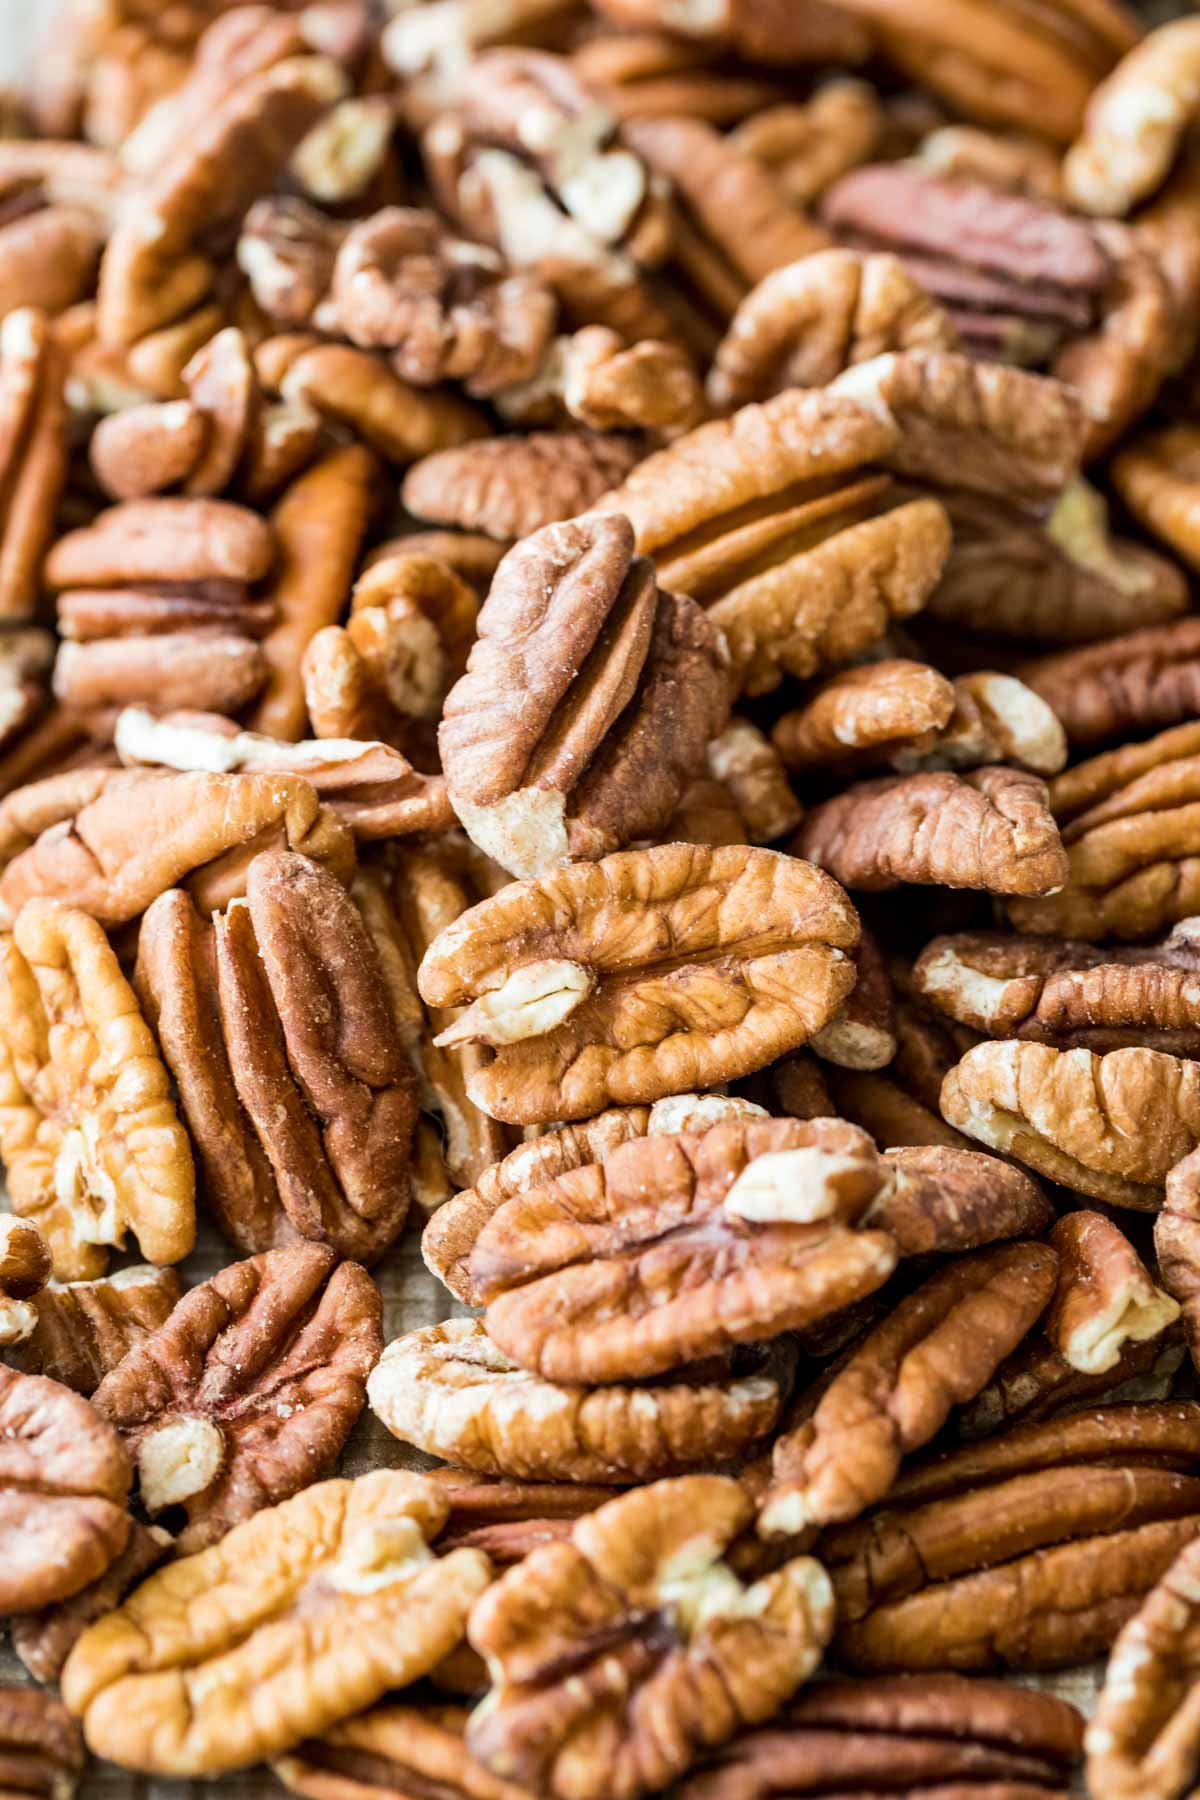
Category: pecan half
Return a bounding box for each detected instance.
[941,1041,1200,1209]
[416,843,861,1122]
[440,513,729,876]
[277,1705,532,1800]
[403,431,640,541]
[8,1264,182,1395]
[466,1476,835,1800]
[0,900,194,1279]
[705,720,801,844]
[592,387,950,697]
[92,1243,382,1554]
[0,1364,131,1611]
[369,1317,788,1483]
[454,1117,899,1381]
[61,1471,491,1775]
[0,1214,50,1345]
[12,1520,170,1687]
[1111,423,1200,572]
[1156,1146,1200,1377]
[793,766,1067,897]
[914,922,1200,1054]
[136,851,418,1264]
[0,1691,84,1800]
[0,309,69,621]
[1065,16,1200,216]
[1022,618,1200,748]
[759,1241,1059,1537]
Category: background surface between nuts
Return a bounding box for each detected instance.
[0,0,1191,1796]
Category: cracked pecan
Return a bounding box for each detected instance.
[941,1040,1200,1208]
[0,309,70,622]
[439,513,729,876]
[416,842,861,1123]
[0,900,194,1279]
[369,1317,789,1483]
[679,1675,1084,1800]
[793,766,1067,897]
[593,387,950,697]
[466,1476,835,1800]
[759,1240,1059,1537]
[93,1242,382,1554]
[136,851,418,1264]
[9,1263,182,1396]
[0,1691,84,1800]
[825,1400,1200,1673]
[61,1470,492,1776]
[0,1364,131,1612]
[915,922,1200,1055]
[0,1214,50,1346]
[1066,16,1200,217]
[447,1116,899,1380]
[277,1705,532,1800]
[709,248,958,412]
[403,431,640,541]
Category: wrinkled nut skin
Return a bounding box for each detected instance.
[1022,619,1200,750]
[0,1213,51,1345]
[772,659,955,773]
[0,1689,85,1800]
[0,900,196,1279]
[276,1705,532,1800]
[1047,1210,1178,1376]
[61,1470,492,1776]
[465,1476,836,1800]
[793,767,1068,897]
[467,1117,900,1383]
[369,1318,788,1484]
[0,1364,131,1613]
[872,1144,1053,1256]
[759,1241,1060,1538]
[12,1520,171,1688]
[440,513,730,876]
[9,1264,182,1398]
[417,843,861,1124]
[92,1243,383,1554]
[942,1040,1200,1210]
[1157,1146,1200,1378]
[403,433,641,543]
[44,497,276,590]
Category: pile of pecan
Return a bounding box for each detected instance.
[5,0,1200,1795]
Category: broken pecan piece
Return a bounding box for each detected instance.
[403,431,639,542]
[8,1264,182,1396]
[466,1476,835,1800]
[416,843,860,1123]
[92,1243,382,1554]
[62,1471,491,1775]
[0,900,194,1279]
[942,1040,1200,1209]
[793,766,1067,897]
[705,720,801,844]
[759,1240,1059,1537]
[0,1214,50,1345]
[440,513,729,876]
[369,1318,788,1483]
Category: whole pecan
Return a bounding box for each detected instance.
[369,1317,789,1483]
[0,1213,50,1345]
[0,1691,85,1800]
[61,1470,492,1775]
[403,431,640,541]
[759,1240,1059,1537]
[0,900,195,1279]
[941,1040,1200,1209]
[450,1117,900,1381]
[915,922,1200,1055]
[0,308,70,621]
[825,1401,1200,1673]
[465,1476,835,1800]
[679,1675,1084,1800]
[1022,618,1200,749]
[416,842,861,1122]
[439,513,729,876]
[136,851,418,1264]
[92,1243,382,1554]
[592,388,951,697]
[0,1364,131,1612]
[793,766,1067,897]
[1065,16,1200,217]
[8,1263,182,1396]
[277,1705,531,1800]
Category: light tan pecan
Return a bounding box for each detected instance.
[439,513,729,876]
[277,1705,533,1800]
[914,922,1200,1055]
[916,123,1068,201]
[1156,1145,1200,1376]
[0,310,70,622]
[807,926,895,1072]
[0,1690,85,1800]
[369,1317,789,1483]
[0,901,194,1280]
[759,1240,1059,1537]
[0,1214,50,1346]
[1112,423,1200,572]
[135,851,418,1265]
[710,250,958,413]
[793,766,1067,897]
[61,1471,492,1775]
[416,842,860,1123]
[928,478,1189,643]
[1052,223,1175,458]
[1022,618,1200,749]
[237,195,345,329]
[1065,16,1200,217]
[92,1243,382,1554]
[511,325,704,434]
[8,1264,182,1396]
[403,431,640,542]
[570,28,788,131]
[11,1521,171,1687]
[773,660,955,772]
[941,1040,1200,1209]
[0,766,354,926]
[729,82,885,209]
[678,1675,1084,1800]
[825,1401,1200,1673]
[704,720,801,844]
[592,387,950,697]
[0,1364,131,1612]
[466,1476,835,1800]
